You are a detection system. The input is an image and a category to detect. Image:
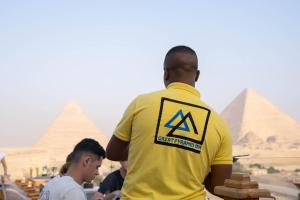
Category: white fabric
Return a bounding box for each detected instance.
[0,152,5,161]
[39,176,87,200]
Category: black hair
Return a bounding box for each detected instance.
[59,152,74,175]
[71,138,106,162]
[164,45,198,72]
[165,45,197,57]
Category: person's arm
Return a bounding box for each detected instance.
[96,191,121,200]
[1,158,8,176]
[106,98,138,161]
[91,192,105,200]
[205,119,233,196]
[106,136,129,161]
[101,190,121,200]
[204,164,232,195]
[1,157,9,183]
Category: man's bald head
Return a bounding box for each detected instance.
[163,46,199,87]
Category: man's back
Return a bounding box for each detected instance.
[39,176,86,200]
[114,82,232,200]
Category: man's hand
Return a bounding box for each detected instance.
[204,164,232,196]
[2,174,9,184]
[112,190,121,197]
[100,190,122,200]
[91,192,105,200]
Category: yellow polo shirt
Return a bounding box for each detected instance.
[114,82,232,200]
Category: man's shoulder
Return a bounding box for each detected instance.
[133,89,225,122]
[129,89,167,107]
[42,176,84,199]
[59,176,82,188]
[45,176,82,191]
[136,89,167,99]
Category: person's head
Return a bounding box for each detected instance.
[163,45,199,87]
[67,138,106,182]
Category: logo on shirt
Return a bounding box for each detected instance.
[155,97,211,153]
[164,109,198,134]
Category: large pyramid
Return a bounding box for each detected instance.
[221,88,300,146]
[34,102,108,152]
[1,102,110,178]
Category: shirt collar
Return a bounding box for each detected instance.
[167,82,200,98]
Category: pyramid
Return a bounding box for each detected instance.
[34,102,108,152]
[221,88,300,145]
[0,102,111,179]
[237,131,264,146]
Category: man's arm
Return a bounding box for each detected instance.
[204,164,232,196]
[91,192,105,200]
[106,135,129,161]
[205,118,233,195]
[1,158,8,175]
[107,98,138,161]
[92,191,121,200]
[102,190,121,200]
[1,157,9,183]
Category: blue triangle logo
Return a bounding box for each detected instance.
[164,109,190,132]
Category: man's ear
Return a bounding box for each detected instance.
[164,69,170,81]
[195,70,200,82]
[82,156,90,167]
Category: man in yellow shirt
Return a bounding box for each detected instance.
[106,46,232,200]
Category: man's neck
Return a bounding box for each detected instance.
[66,166,83,185]
[168,80,195,87]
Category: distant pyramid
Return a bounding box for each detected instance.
[221,88,300,145]
[34,102,108,151]
[236,131,264,146]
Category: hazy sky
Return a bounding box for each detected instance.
[0,1,299,147]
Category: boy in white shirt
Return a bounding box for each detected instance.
[39,138,106,200]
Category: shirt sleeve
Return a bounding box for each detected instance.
[211,120,233,165]
[64,187,87,200]
[113,97,138,142]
